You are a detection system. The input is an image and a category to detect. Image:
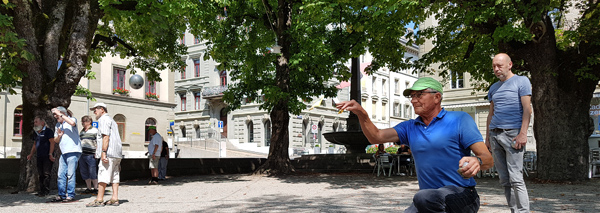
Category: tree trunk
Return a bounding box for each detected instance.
[254,0,295,175]
[13,0,100,191]
[530,61,595,181]
[16,101,38,192]
[255,101,295,175]
[513,17,596,181]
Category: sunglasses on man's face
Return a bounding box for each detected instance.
[406,91,438,99]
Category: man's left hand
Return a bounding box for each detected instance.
[513,133,528,149]
[457,157,481,179]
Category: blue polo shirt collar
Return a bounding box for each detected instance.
[415,108,448,125]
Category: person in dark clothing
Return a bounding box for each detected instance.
[158,141,169,180]
[26,116,55,197]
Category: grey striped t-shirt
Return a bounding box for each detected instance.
[96,113,123,159]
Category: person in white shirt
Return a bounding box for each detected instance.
[86,103,123,207]
[51,106,82,202]
[147,126,162,184]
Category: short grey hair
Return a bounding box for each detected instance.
[425,88,443,101]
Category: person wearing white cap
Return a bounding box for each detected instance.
[86,103,123,207]
[50,106,82,202]
[147,126,162,184]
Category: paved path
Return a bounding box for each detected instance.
[176,141,268,158]
[1,173,599,212]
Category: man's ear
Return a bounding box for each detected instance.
[434,93,442,103]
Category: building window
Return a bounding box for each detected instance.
[220,70,227,86]
[180,95,187,111]
[382,103,387,119]
[145,118,157,142]
[180,66,186,80]
[247,121,254,143]
[395,79,400,94]
[264,120,271,146]
[113,67,126,91]
[13,105,23,136]
[179,35,185,45]
[194,93,201,110]
[393,103,400,117]
[181,126,186,138]
[194,36,200,44]
[145,76,158,100]
[195,126,201,138]
[382,79,387,96]
[450,71,464,89]
[317,122,323,145]
[404,104,411,118]
[372,101,377,119]
[114,114,126,142]
[372,77,376,93]
[194,59,200,77]
[146,78,157,94]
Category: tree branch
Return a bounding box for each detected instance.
[43,0,67,78]
[261,0,276,31]
[50,0,100,106]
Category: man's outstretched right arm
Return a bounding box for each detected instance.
[336,100,399,144]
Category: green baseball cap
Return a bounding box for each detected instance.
[147,126,156,130]
[403,77,444,96]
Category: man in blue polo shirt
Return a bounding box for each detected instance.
[337,77,493,212]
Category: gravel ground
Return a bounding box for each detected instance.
[1,173,599,212]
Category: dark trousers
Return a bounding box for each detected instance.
[405,185,480,213]
[37,156,52,194]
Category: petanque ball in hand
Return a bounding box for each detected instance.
[129,74,144,89]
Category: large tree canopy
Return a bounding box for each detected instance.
[413,0,600,181]
[189,0,422,174]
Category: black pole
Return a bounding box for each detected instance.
[346,57,361,132]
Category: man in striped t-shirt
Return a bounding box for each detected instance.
[86,103,123,207]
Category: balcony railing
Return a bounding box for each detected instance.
[202,85,228,97]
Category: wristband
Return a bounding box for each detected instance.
[476,156,483,165]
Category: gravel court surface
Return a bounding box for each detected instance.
[1,173,599,212]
